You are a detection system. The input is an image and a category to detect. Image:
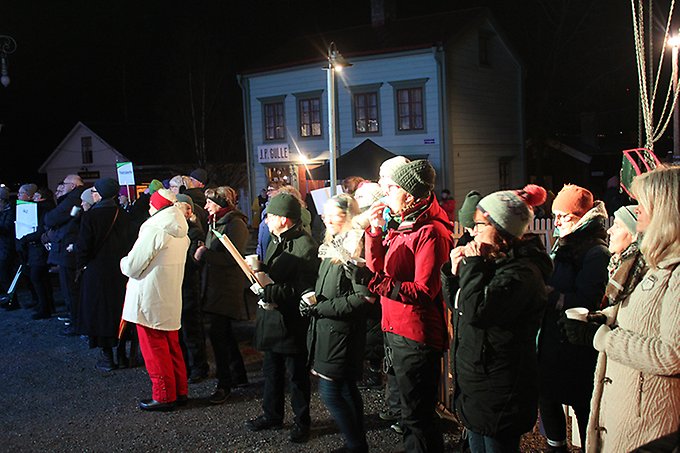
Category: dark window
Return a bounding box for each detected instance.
[354,92,379,133]
[81,136,93,164]
[264,102,285,140]
[396,87,424,131]
[298,97,321,137]
[479,32,491,66]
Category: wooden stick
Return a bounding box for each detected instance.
[211,228,258,285]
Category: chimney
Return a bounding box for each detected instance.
[371,0,395,27]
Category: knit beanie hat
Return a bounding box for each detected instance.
[150,188,176,211]
[477,184,547,239]
[175,193,195,211]
[267,193,301,221]
[552,184,594,217]
[614,205,638,235]
[80,188,95,206]
[148,179,164,195]
[391,159,436,200]
[190,168,208,185]
[354,182,385,211]
[94,178,120,199]
[379,156,410,180]
[458,190,482,229]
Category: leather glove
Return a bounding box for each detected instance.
[299,299,317,317]
[262,284,276,305]
[558,313,600,347]
[586,311,607,325]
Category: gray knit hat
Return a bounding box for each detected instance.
[391,160,436,200]
[80,188,95,206]
[477,184,547,239]
[614,205,638,235]
[175,193,195,211]
[458,190,482,229]
[267,193,301,221]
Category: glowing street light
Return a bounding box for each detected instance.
[325,42,352,196]
[0,35,17,88]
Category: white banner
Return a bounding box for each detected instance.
[15,200,37,239]
[116,161,136,186]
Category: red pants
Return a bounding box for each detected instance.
[136,325,188,403]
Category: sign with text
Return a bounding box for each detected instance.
[15,200,37,239]
[309,185,344,214]
[258,143,292,163]
[116,161,136,186]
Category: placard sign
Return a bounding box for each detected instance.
[310,185,344,214]
[15,200,38,239]
[258,144,292,163]
[116,161,136,186]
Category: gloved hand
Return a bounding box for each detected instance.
[298,299,317,317]
[343,262,373,285]
[262,284,276,305]
[586,311,608,325]
[558,313,600,347]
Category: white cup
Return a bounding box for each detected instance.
[245,254,260,271]
[301,291,317,305]
[565,307,589,322]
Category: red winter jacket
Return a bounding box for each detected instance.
[365,195,454,350]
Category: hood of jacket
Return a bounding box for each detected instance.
[145,205,188,238]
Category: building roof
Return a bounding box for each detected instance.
[240,7,489,75]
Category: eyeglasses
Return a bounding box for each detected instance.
[553,213,575,223]
[473,221,490,230]
[90,188,98,193]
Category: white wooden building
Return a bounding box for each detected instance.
[237,7,524,210]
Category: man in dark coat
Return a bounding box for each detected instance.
[44,174,85,334]
[76,178,134,371]
[0,186,17,309]
[246,193,319,445]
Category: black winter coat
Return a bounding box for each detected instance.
[0,202,16,265]
[44,186,85,267]
[255,222,319,354]
[182,218,204,312]
[537,217,610,404]
[17,199,56,266]
[447,235,552,438]
[76,199,134,338]
[306,258,369,381]
[200,209,249,319]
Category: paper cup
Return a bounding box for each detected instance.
[301,291,317,305]
[245,254,260,271]
[565,307,589,322]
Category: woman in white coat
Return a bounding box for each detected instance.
[120,189,190,412]
[562,165,680,452]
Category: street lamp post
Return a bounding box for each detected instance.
[326,42,351,196]
[0,35,17,88]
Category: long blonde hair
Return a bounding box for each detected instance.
[631,165,680,268]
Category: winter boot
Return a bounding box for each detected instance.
[95,347,117,372]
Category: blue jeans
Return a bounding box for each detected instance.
[317,377,368,452]
[467,430,520,453]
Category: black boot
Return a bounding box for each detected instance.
[117,343,129,369]
[96,347,117,372]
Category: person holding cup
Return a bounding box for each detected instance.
[302,194,374,453]
[443,184,552,452]
[561,165,680,452]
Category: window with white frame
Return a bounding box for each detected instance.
[389,78,428,133]
[293,90,323,138]
[259,95,286,141]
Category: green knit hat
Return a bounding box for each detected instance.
[614,205,638,234]
[267,193,301,221]
[391,159,435,199]
[458,190,482,229]
[148,179,164,195]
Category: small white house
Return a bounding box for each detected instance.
[237,7,524,210]
[38,122,129,190]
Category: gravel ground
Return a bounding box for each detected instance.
[1,285,563,452]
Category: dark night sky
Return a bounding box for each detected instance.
[0,0,663,189]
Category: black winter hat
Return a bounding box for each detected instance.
[391,160,435,199]
[94,178,120,199]
[267,193,301,221]
[190,168,208,184]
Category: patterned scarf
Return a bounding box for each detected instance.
[604,241,646,307]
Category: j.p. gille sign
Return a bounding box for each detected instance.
[258,143,292,163]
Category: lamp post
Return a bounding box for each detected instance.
[326,42,351,196]
[0,35,17,88]
[669,34,680,158]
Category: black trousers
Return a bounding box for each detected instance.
[386,332,444,453]
[181,289,208,374]
[539,397,590,446]
[206,313,247,390]
[58,265,78,321]
[262,350,310,427]
[30,264,53,316]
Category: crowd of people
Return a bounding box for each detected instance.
[0,160,678,453]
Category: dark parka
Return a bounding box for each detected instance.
[0,201,16,269]
[200,209,249,319]
[538,209,610,404]
[306,258,369,381]
[75,199,134,338]
[255,222,319,354]
[182,217,205,312]
[17,199,56,266]
[43,186,85,267]
[447,235,552,438]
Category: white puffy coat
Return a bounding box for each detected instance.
[587,256,680,452]
[120,205,189,331]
